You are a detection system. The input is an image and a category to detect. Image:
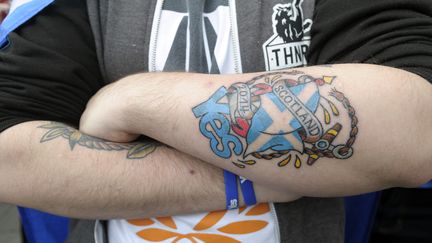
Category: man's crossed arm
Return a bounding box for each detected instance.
[0,120,294,219]
[1,64,430,219]
[80,64,432,197]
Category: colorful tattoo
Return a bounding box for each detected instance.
[38,122,158,159]
[193,71,358,169]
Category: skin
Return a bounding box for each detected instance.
[1,64,430,219]
[80,64,432,197]
[0,120,296,219]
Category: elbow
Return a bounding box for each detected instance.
[409,145,432,187]
[386,152,432,189]
[391,83,432,188]
[0,126,31,168]
[400,94,432,188]
[356,147,431,192]
[0,128,31,204]
[399,170,431,189]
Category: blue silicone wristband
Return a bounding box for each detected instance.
[239,176,257,206]
[223,170,239,210]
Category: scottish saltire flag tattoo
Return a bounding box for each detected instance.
[193,71,358,169]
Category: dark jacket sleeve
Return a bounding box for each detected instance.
[0,0,103,132]
[308,0,432,83]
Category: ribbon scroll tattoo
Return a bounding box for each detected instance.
[193,71,358,169]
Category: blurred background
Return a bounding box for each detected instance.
[0,0,8,21]
[0,204,22,243]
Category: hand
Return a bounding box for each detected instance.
[80,79,140,142]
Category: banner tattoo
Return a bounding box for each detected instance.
[193,71,358,169]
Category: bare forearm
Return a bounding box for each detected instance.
[0,121,295,219]
[81,64,432,196]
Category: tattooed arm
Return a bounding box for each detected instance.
[81,64,432,197]
[0,121,296,219]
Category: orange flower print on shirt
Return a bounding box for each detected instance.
[127,203,271,242]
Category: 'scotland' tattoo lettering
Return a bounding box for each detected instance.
[38,122,158,159]
[193,71,358,169]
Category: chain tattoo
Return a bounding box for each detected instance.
[193,71,358,169]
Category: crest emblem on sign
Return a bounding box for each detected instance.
[262,0,313,71]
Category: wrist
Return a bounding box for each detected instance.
[120,72,196,137]
[91,77,142,142]
[118,74,160,136]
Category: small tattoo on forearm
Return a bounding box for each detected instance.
[38,122,158,159]
[192,71,357,169]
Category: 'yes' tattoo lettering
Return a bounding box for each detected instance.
[193,71,358,169]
